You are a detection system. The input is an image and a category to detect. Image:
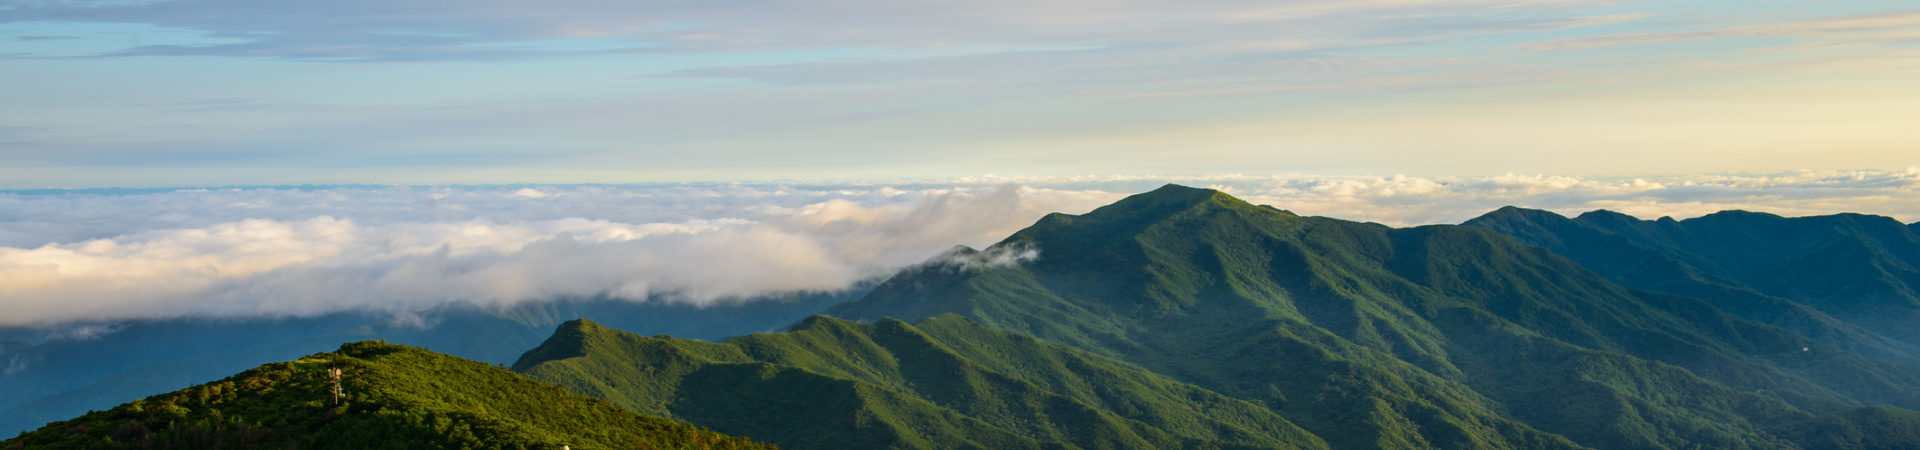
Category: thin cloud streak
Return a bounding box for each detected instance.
[3,0,1915,185]
[1520,11,1920,51]
[1,0,1629,60]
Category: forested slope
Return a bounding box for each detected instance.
[1,341,772,450]
[824,184,1920,450]
[515,317,1328,450]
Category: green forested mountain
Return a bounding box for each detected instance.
[0,292,857,437]
[16,185,1920,450]
[514,316,1328,450]
[1465,207,1920,357]
[821,184,1920,450]
[0,341,772,450]
[1462,206,1920,365]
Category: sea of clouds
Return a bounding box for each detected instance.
[2,169,1917,326]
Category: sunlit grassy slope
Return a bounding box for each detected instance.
[0,341,772,450]
[0,291,859,438]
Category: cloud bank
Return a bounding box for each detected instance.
[0,184,1119,326]
[3,169,1918,326]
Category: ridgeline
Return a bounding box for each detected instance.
[13,184,1920,450]
[1,341,772,450]
[822,184,1920,449]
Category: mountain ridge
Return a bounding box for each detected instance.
[516,315,1330,450]
[13,184,1920,450]
[1464,206,1920,364]
[825,184,1920,449]
[0,291,861,437]
[1,340,773,450]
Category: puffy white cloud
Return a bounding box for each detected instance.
[0,184,1122,325]
[2,169,1917,326]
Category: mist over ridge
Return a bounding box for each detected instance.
[6,0,1916,445]
[2,169,1917,327]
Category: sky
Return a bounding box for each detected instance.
[2,0,1918,326]
[1,0,1916,187]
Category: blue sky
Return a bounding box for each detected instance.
[1,0,1916,188]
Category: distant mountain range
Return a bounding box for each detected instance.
[9,184,1920,449]
[1464,207,1920,363]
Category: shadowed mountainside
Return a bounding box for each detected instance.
[823,184,1920,450]
[515,316,1328,450]
[16,184,1920,450]
[1466,206,1920,359]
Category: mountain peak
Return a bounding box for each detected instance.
[1574,209,1639,222]
[1080,183,1255,221]
[1468,206,1569,224]
[990,183,1316,261]
[789,314,858,332]
[1695,209,1783,222]
[511,318,609,369]
[996,183,1261,248]
[1127,183,1232,207]
[557,317,608,333]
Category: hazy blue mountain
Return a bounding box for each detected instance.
[823,184,1920,449]
[0,290,861,437]
[0,315,377,417]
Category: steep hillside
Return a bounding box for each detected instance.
[515,317,1328,450]
[0,341,772,450]
[825,184,1920,450]
[1473,207,1920,350]
[1462,206,1920,364]
[0,291,857,437]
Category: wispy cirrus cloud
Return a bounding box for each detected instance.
[1520,11,1920,51]
[2,0,1915,188]
[1,0,1635,61]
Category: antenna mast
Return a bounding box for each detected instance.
[329,367,344,405]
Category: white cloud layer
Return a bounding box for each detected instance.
[3,169,1918,326]
[0,184,1120,326]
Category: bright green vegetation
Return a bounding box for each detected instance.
[1,292,858,437]
[515,316,1328,450]
[0,341,773,450]
[823,184,1920,450]
[16,185,1920,450]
